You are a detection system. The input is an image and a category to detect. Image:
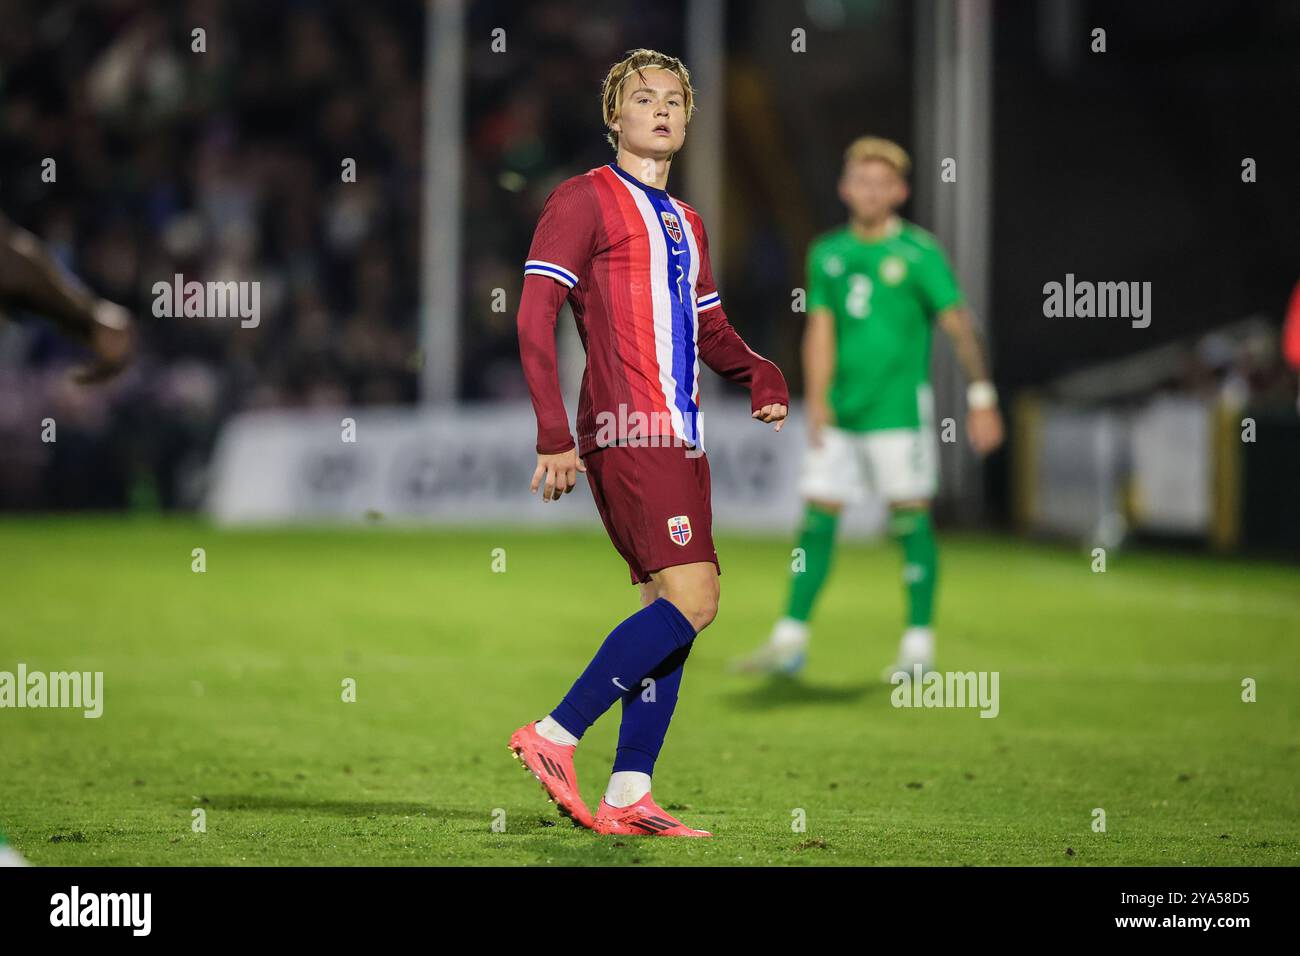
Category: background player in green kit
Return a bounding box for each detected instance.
[733,136,1004,679]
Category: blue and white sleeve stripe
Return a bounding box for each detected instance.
[696,290,721,312]
[524,259,579,289]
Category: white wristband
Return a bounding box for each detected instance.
[967,381,998,410]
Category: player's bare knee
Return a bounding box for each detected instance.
[660,581,718,633]
[686,588,719,632]
[694,576,722,631]
[676,602,715,634]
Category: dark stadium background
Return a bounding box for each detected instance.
[0,0,1296,550]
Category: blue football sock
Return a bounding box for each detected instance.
[550,598,697,740]
[612,642,693,775]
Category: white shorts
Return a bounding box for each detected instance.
[798,391,938,505]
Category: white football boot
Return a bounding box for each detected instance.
[883,626,936,682]
[728,617,809,677]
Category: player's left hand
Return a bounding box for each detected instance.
[967,407,1004,456]
[752,403,787,432]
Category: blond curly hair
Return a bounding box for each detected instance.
[843,136,912,178]
[601,48,696,152]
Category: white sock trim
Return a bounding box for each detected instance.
[899,627,935,663]
[772,617,810,650]
[604,771,651,808]
[535,715,579,747]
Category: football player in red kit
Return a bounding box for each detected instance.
[510,48,788,837]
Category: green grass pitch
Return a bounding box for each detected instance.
[1,516,1296,866]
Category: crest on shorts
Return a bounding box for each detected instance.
[660,211,683,244]
[667,515,693,546]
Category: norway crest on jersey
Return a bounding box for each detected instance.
[660,210,683,244]
[666,514,692,546]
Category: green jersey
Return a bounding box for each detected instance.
[805,219,963,432]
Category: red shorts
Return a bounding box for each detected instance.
[584,443,720,585]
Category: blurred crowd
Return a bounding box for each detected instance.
[4,1,1291,514]
[1,0,422,508]
[0,0,689,510]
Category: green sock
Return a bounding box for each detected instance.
[785,504,839,622]
[891,508,938,628]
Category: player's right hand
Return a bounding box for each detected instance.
[73,300,135,384]
[531,448,585,502]
[807,399,833,448]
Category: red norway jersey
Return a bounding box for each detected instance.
[517,163,787,456]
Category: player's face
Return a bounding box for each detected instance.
[839,159,908,223]
[614,69,687,160]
